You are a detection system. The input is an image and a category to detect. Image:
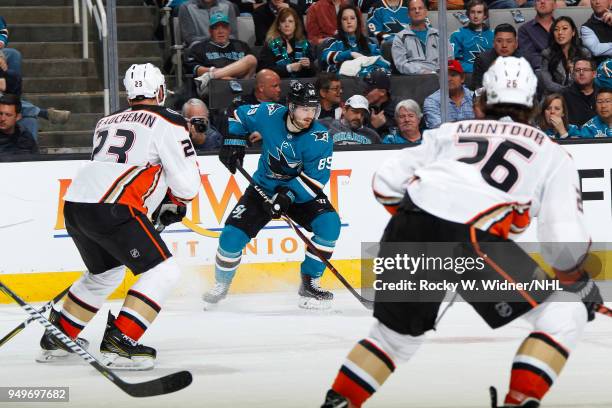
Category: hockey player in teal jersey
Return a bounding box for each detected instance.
[202,82,341,310]
[449,0,493,73]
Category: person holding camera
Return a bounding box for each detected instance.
[182,98,222,152]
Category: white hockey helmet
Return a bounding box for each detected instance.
[123,63,166,105]
[482,56,537,108]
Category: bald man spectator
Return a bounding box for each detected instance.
[221,69,282,145]
[581,0,612,65]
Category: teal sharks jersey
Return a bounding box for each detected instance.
[229,102,333,203]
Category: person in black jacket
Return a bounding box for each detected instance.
[562,57,599,126]
[471,23,521,89]
[185,11,257,96]
[258,7,315,78]
[0,94,38,155]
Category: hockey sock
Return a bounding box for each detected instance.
[505,332,569,405]
[115,258,181,341]
[302,212,340,278]
[215,225,250,283]
[59,266,125,338]
[331,339,396,407]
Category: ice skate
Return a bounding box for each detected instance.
[490,387,540,408]
[321,389,349,408]
[202,281,231,310]
[99,312,156,371]
[36,308,90,363]
[298,274,333,310]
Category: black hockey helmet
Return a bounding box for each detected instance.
[287,81,319,107]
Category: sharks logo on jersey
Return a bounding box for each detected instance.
[267,143,303,180]
[267,103,283,116]
[313,131,329,143]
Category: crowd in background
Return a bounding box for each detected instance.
[0,0,610,155]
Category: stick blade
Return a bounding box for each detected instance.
[119,370,193,398]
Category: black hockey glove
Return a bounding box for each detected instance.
[264,186,295,218]
[152,194,187,232]
[219,137,247,174]
[559,273,603,322]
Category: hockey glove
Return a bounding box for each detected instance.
[152,194,187,232]
[559,273,603,322]
[219,137,247,174]
[264,186,295,218]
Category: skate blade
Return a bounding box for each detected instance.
[298,296,332,310]
[202,300,220,311]
[36,338,90,363]
[100,352,155,371]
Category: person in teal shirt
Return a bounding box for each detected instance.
[449,0,493,73]
[580,89,612,138]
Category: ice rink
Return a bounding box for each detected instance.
[1,289,611,408]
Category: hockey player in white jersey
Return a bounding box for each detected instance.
[321,57,603,407]
[37,63,200,370]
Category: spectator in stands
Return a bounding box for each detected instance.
[0,94,37,155]
[450,0,493,73]
[562,57,598,125]
[486,0,534,9]
[227,0,264,14]
[178,0,238,46]
[364,68,397,136]
[182,98,222,151]
[424,60,475,129]
[0,50,21,95]
[306,0,352,45]
[518,0,557,70]
[316,72,343,120]
[382,99,423,144]
[0,50,69,141]
[321,5,390,75]
[320,95,381,144]
[223,69,282,145]
[258,8,315,77]
[580,88,612,137]
[185,12,257,96]
[581,0,612,65]
[535,93,581,138]
[539,16,591,94]
[367,0,410,44]
[472,23,520,88]
[392,0,440,75]
[0,16,22,74]
[253,0,299,46]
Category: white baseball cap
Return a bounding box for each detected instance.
[345,95,369,111]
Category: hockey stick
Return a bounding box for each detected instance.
[0,285,70,348]
[0,280,192,398]
[235,164,374,310]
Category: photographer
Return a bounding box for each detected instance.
[182,98,222,152]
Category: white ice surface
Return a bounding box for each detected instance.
[1,290,611,408]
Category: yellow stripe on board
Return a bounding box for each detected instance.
[0,260,362,304]
[0,250,610,304]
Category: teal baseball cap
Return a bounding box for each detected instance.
[210,11,230,27]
